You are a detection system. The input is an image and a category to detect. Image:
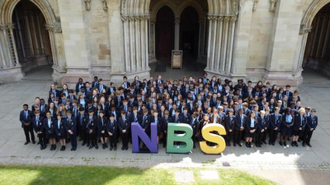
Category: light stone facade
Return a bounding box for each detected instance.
[0,0,329,87]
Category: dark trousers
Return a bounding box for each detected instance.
[79,127,86,143]
[226,130,234,144]
[255,130,261,145]
[23,125,35,142]
[234,129,243,144]
[37,133,46,147]
[121,132,128,147]
[269,129,279,143]
[303,129,313,144]
[69,132,77,149]
[261,129,268,142]
[87,131,97,146]
[162,132,167,148]
[109,135,117,147]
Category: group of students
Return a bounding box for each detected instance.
[19,74,318,152]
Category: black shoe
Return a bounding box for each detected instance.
[102,144,106,149]
[302,142,306,147]
[53,145,56,150]
[283,142,287,146]
[89,145,94,149]
[104,144,108,148]
[50,145,53,151]
[71,148,75,151]
[37,141,41,145]
[125,146,128,150]
[82,142,86,146]
[79,138,83,141]
[87,143,90,147]
[268,141,272,145]
[247,143,251,148]
[63,146,66,151]
[263,141,267,144]
[228,143,231,147]
[43,145,47,150]
[295,142,299,147]
[40,145,44,150]
[291,142,295,147]
[110,146,113,151]
[32,141,36,144]
[279,141,283,146]
[298,139,301,142]
[163,145,166,148]
[307,143,312,147]
[95,145,99,149]
[237,143,242,147]
[121,146,125,150]
[114,146,117,151]
[245,142,248,147]
[233,143,236,147]
[24,141,30,145]
[60,146,64,151]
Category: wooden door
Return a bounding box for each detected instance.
[156,6,174,60]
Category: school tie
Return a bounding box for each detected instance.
[251,119,254,128]
[35,117,39,126]
[58,121,60,129]
[241,115,244,127]
[25,111,28,120]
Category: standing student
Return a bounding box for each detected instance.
[302,108,318,147]
[279,108,294,146]
[44,112,56,150]
[119,111,130,150]
[107,114,117,151]
[86,110,98,149]
[55,114,67,151]
[257,110,267,147]
[269,107,282,145]
[160,110,170,148]
[292,108,306,147]
[32,111,46,150]
[20,104,35,145]
[225,109,236,146]
[97,110,108,149]
[65,110,77,151]
[234,108,246,147]
[245,111,257,148]
[190,112,200,149]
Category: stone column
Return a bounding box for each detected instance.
[227,16,237,73]
[7,24,20,67]
[30,13,40,55]
[45,24,58,67]
[321,18,330,58]
[221,17,230,72]
[198,19,204,61]
[24,12,34,56]
[174,19,180,50]
[215,17,223,72]
[0,24,14,67]
[36,13,45,54]
[15,10,26,58]
[135,17,141,70]
[129,17,136,71]
[0,25,7,68]
[149,20,156,62]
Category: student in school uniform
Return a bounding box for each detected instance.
[65,110,77,151]
[292,108,306,147]
[97,110,108,149]
[43,111,56,150]
[118,111,130,150]
[234,108,246,147]
[20,104,36,145]
[257,110,267,147]
[302,108,318,147]
[190,112,200,149]
[107,113,118,151]
[279,108,294,147]
[268,107,282,145]
[32,111,46,150]
[55,114,67,151]
[245,111,258,148]
[86,109,98,149]
[225,109,236,146]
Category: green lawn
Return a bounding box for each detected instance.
[0,165,275,185]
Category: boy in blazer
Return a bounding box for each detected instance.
[20,104,35,145]
[107,114,118,151]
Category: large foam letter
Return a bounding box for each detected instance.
[200,124,226,154]
[131,122,158,153]
[166,123,193,154]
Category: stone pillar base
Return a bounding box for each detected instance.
[263,69,303,89]
[204,69,232,80]
[36,55,49,66]
[321,62,330,76]
[61,67,92,89]
[52,65,66,84]
[0,66,24,83]
[91,65,112,85]
[111,68,150,86]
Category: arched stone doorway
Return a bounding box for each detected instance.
[0,0,62,82]
[155,6,175,61]
[180,6,199,61]
[303,3,330,76]
[12,0,53,74]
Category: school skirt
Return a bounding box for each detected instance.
[245,128,256,138]
[281,125,292,137]
[292,129,304,136]
[46,132,56,139]
[97,130,108,138]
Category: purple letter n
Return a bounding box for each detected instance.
[131,122,158,153]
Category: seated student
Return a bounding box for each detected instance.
[86,109,98,149]
[20,104,35,145]
[269,107,282,146]
[107,113,118,151]
[118,111,130,150]
[302,108,317,147]
[32,111,46,150]
[279,108,294,147]
[65,110,77,151]
[225,109,236,147]
[245,111,258,148]
[292,108,306,147]
[97,110,108,149]
[43,111,56,151]
[55,114,67,151]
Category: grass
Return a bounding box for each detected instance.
[0,165,275,185]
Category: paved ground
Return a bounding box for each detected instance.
[0,66,329,184]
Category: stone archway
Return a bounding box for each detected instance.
[298,0,330,77]
[0,0,61,82]
[120,0,239,80]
